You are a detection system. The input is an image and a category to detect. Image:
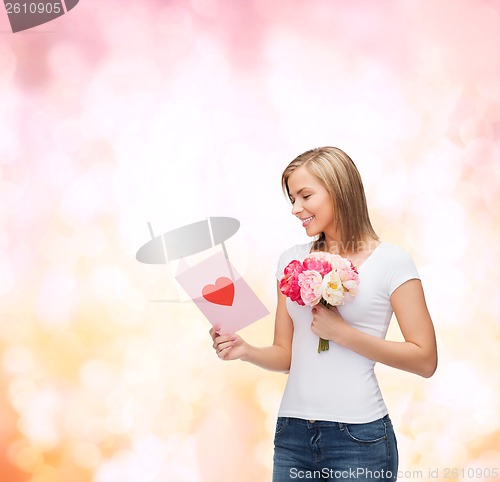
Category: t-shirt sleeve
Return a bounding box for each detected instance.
[275,250,287,281]
[275,243,311,281]
[386,246,420,296]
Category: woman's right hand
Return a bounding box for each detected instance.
[209,326,248,361]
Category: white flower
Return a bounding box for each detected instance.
[321,270,344,306]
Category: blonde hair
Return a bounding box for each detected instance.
[281,146,378,254]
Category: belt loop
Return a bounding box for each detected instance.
[338,422,345,431]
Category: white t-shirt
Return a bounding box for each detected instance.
[275,241,420,423]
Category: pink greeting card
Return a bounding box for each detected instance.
[175,251,269,334]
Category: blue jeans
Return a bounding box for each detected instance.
[273,415,398,481]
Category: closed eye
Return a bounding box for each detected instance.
[290,194,311,204]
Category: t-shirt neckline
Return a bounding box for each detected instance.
[356,242,385,271]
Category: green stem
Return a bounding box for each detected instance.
[318,299,331,353]
[318,337,330,353]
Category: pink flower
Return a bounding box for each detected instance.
[331,256,359,284]
[298,270,323,306]
[279,260,304,305]
[330,254,349,271]
[303,252,333,277]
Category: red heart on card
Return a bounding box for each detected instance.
[202,277,235,306]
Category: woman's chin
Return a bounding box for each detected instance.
[305,227,321,237]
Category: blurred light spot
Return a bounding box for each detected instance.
[255,440,273,470]
[75,227,107,257]
[0,119,20,164]
[34,150,75,188]
[14,444,43,472]
[417,197,468,264]
[38,231,79,269]
[90,265,130,301]
[477,78,500,102]
[372,169,409,222]
[51,117,85,153]
[133,435,167,473]
[430,361,494,420]
[191,0,218,17]
[255,380,282,432]
[48,42,88,85]
[60,167,108,225]
[466,450,500,475]
[2,346,35,375]
[105,403,134,434]
[157,6,193,58]
[435,434,469,468]
[169,400,195,430]
[84,418,109,444]
[80,360,115,391]
[36,267,75,329]
[415,140,463,194]
[194,36,231,86]
[460,117,494,144]
[81,84,119,138]
[8,378,38,411]
[94,450,130,482]
[17,388,61,450]
[25,110,56,149]
[418,264,475,327]
[30,464,58,482]
[0,43,16,84]
[73,442,101,469]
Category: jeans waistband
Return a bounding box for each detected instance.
[278,413,391,429]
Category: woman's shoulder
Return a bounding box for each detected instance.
[377,242,416,261]
[275,241,314,280]
[375,242,420,295]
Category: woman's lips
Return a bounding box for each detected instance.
[302,215,314,227]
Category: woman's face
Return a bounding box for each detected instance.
[287,165,336,239]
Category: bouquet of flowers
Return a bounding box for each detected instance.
[279,252,359,353]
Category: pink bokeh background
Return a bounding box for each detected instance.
[1,1,500,481]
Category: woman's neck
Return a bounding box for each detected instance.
[321,235,380,256]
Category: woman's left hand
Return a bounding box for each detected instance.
[311,303,350,345]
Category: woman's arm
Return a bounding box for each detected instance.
[210,282,293,372]
[311,279,438,378]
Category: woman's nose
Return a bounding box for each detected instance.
[291,201,302,216]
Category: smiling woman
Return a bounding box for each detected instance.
[287,167,335,234]
[282,146,379,257]
[210,146,437,482]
